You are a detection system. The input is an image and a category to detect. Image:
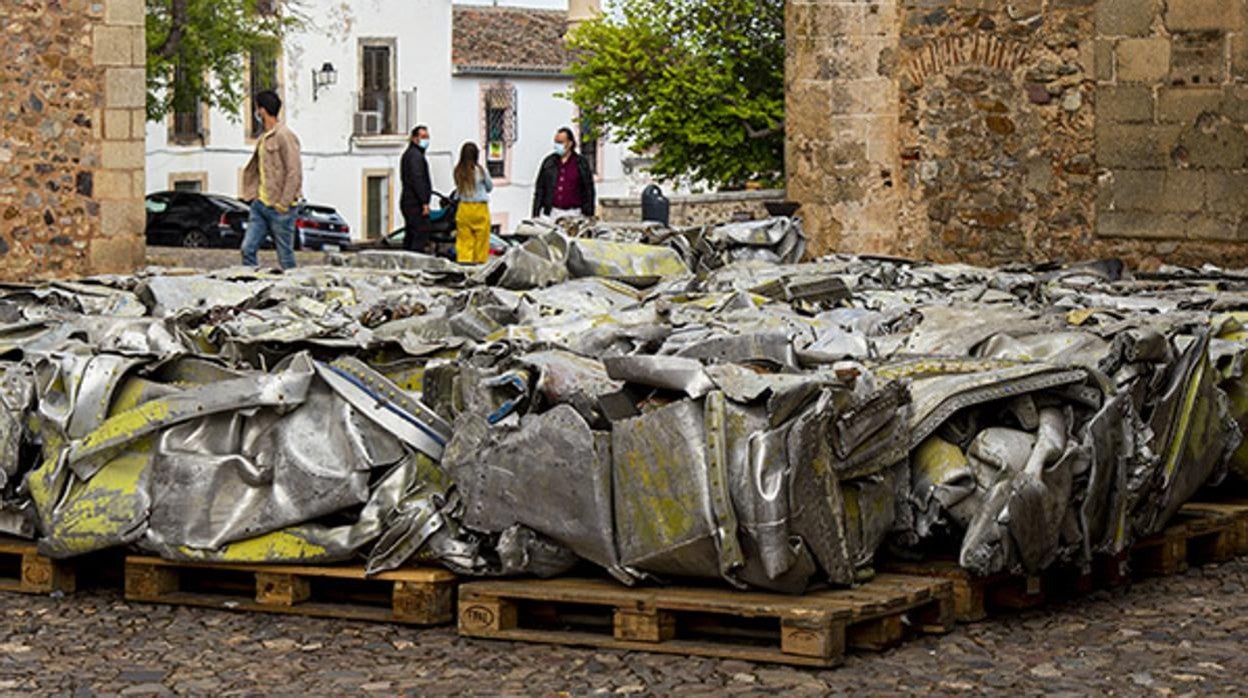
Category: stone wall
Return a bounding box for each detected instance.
[599,189,788,227]
[1095,0,1248,266]
[788,0,1248,268]
[0,0,146,280]
[895,1,1096,266]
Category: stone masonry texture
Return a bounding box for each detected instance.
[788,0,1248,268]
[1,0,145,280]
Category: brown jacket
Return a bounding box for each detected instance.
[242,123,303,211]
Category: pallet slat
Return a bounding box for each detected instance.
[457,576,954,668]
[124,556,456,625]
[0,538,76,595]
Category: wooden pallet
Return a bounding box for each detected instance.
[877,558,1049,623]
[457,575,954,668]
[1133,500,1248,576]
[0,537,77,594]
[125,556,456,625]
[883,499,1248,623]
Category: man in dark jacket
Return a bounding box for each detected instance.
[400,125,433,253]
[532,127,596,219]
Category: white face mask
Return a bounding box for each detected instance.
[419,138,431,150]
[553,142,566,157]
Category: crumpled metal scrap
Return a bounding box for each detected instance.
[440,349,909,592]
[864,260,1244,577]
[0,216,1241,593]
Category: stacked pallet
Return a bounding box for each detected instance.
[882,498,1248,623]
[0,494,1244,667]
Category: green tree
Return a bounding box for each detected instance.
[566,0,785,189]
[145,0,302,122]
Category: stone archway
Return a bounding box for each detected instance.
[897,34,1035,265]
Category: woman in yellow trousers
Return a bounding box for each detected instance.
[453,142,494,265]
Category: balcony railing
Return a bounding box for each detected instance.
[352,90,418,138]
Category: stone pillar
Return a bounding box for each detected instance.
[786,1,901,257]
[0,0,146,281]
[94,0,149,275]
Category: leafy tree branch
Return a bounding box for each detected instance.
[566,0,785,189]
[145,0,305,122]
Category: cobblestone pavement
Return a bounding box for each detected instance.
[0,558,1244,696]
[145,246,333,271]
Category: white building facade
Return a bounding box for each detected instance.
[145,0,641,242]
[447,4,636,233]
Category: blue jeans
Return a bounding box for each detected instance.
[242,200,296,269]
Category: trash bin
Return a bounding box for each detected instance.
[641,185,670,226]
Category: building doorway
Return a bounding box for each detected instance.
[363,170,393,240]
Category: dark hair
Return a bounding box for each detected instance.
[454,142,482,194]
[557,127,577,153]
[412,124,429,139]
[255,90,282,118]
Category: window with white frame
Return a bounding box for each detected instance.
[483,83,517,180]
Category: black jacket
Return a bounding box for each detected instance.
[532,152,596,217]
[400,144,432,210]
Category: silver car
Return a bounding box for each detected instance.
[292,204,352,251]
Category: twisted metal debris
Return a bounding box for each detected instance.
[0,216,1242,592]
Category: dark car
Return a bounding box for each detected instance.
[354,191,463,257]
[145,191,250,248]
[291,204,352,251]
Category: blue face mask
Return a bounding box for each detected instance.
[419,138,431,150]
[553,142,566,157]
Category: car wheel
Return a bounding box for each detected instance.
[181,229,209,248]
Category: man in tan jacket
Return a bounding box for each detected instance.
[241,90,303,269]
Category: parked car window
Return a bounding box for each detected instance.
[300,206,338,219]
[205,195,247,212]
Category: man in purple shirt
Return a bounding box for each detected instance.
[532,127,596,220]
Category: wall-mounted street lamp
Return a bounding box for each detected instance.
[312,62,338,102]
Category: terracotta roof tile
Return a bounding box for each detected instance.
[453,6,571,75]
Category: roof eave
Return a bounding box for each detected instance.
[453,65,571,79]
